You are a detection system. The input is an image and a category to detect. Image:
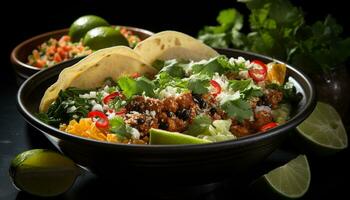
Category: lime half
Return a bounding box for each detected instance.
[149,128,211,145]
[9,149,80,197]
[252,155,310,199]
[297,102,348,155]
[69,15,110,42]
[83,26,129,50]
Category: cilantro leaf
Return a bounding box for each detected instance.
[160,59,186,78]
[117,76,155,98]
[221,99,253,122]
[183,115,212,136]
[109,116,132,139]
[229,79,252,91]
[188,74,210,94]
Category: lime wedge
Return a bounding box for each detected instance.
[296,102,348,155]
[252,155,310,199]
[9,149,80,197]
[149,128,211,145]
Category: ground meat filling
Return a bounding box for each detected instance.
[124,89,283,140]
[124,93,198,138]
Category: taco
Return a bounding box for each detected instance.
[38,31,300,145]
[39,46,156,113]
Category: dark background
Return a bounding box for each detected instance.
[3,0,350,80]
[1,0,349,199]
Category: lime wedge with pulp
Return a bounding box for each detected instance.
[69,15,110,42]
[9,149,80,197]
[251,155,310,199]
[83,26,129,50]
[149,128,211,145]
[296,101,348,155]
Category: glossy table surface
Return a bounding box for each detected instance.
[0,71,349,200]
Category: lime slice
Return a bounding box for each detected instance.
[9,149,80,197]
[69,15,110,42]
[149,128,211,145]
[252,155,310,199]
[296,102,348,155]
[83,26,129,50]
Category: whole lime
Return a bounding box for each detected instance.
[9,149,80,197]
[83,26,129,50]
[69,15,109,42]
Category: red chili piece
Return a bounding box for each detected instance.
[210,80,222,97]
[88,111,109,129]
[259,122,278,132]
[130,72,141,78]
[248,60,268,82]
[103,92,124,104]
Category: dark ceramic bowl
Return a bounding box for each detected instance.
[10,26,154,83]
[17,48,316,185]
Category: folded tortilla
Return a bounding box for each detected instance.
[40,31,218,113]
[134,31,219,65]
[39,46,156,112]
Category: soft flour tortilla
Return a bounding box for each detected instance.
[40,31,219,113]
[134,31,219,65]
[39,46,156,112]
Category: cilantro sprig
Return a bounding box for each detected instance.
[198,0,350,73]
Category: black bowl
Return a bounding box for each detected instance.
[17,48,316,185]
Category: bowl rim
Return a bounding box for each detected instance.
[17,48,316,153]
[10,26,155,71]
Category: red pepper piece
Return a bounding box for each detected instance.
[210,80,222,97]
[88,111,109,129]
[259,122,278,132]
[248,60,268,82]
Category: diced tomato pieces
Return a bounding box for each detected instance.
[35,59,46,68]
[53,53,62,62]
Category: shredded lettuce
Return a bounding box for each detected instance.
[198,120,236,142]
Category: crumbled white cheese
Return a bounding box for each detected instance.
[89,91,96,98]
[79,94,91,99]
[129,127,140,139]
[158,86,181,98]
[92,104,103,112]
[211,73,229,91]
[229,56,250,68]
[89,100,97,106]
[67,106,77,113]
[107,112,116,120]
[238,70,250,79]
[255,106,271,113]
[217,90,240,105]
[104,85,110,92]
[150,111,156,117]
[284,77,294,89]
